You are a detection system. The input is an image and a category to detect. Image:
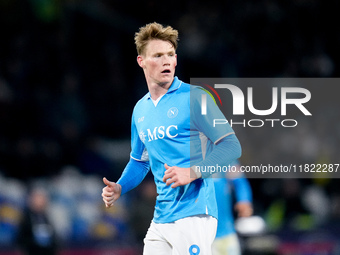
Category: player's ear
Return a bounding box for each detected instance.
[137,55,144,68]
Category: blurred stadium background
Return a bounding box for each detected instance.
[0,0,340,254]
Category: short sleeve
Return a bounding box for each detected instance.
[130,113,149,162]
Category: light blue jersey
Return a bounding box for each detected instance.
[130,77,236,223]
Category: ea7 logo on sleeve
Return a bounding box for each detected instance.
[144,125,178,142]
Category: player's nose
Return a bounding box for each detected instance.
[162,55,171,64]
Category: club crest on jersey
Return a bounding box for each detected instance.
[167,107,178,118]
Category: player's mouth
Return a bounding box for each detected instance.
[161,69,171,74]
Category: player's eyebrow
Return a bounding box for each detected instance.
[153,50,175,56]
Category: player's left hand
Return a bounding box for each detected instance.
[163,163,197,188]
[235,202,253,218]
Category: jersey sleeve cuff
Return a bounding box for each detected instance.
[214,132,235,144]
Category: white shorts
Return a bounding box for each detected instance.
[143,215,217,255]
[212,233,241,255]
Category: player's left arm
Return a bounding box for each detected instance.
[163,134,241,188]
[192,133,241,179]
[191,87,242,179]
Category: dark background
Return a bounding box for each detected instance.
[0,0,340,254]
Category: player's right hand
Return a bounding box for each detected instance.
[102,177,122,208]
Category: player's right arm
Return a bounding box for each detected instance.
[102,109,150,207]
[102,157,150,207]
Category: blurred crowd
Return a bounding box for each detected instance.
[0,167,145,251]
[0,0,340,253]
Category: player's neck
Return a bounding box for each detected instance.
[148,81,172,101]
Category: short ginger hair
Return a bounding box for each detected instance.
[134,22,179,56]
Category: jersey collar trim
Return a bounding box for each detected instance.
[146,76,182,99]
[167,76,182,93]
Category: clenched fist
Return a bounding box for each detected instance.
[102,177,122,208]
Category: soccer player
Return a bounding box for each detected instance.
[212,161,253,255]
[102,22,241,255]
